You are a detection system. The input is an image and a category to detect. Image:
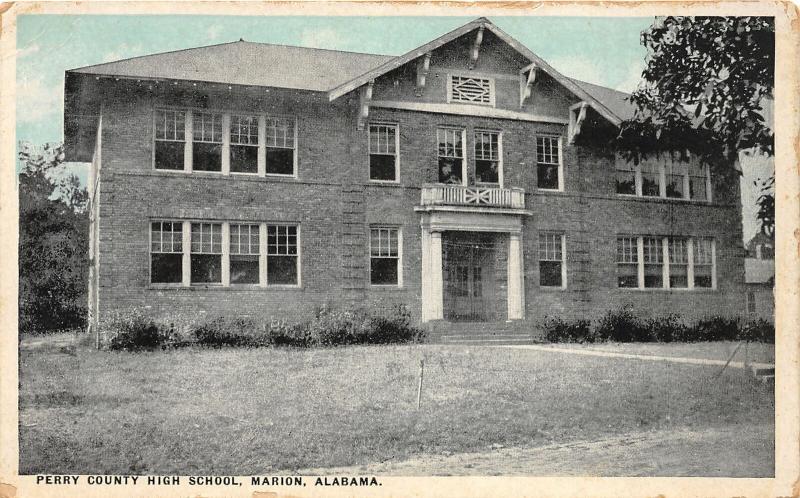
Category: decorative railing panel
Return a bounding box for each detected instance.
[420,185,525,209]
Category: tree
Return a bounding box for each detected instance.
[616,16,775,234]
[18,142,89,333]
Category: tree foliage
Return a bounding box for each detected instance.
[18,142,89,333]
[617,16,775,234]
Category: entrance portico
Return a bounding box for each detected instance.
[415,184,531,322]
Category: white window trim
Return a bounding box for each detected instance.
[473,129,503,188]
[538,232,566,290]
[618,235,716,291]
[369,226,403,288]
[367,122,400,183]
[149,219,301,289]
[152,107,298,179]
[446,72,496,107]
[615,154,712,202]
[436,127,468,187]
[536,134,564,192]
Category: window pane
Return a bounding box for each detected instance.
[538,163,559,189]
[191,254,222,284]
[536,136,559,165]
[266,148,294,175]
[370,154,396,181]
[231,255,259,284]
[155,109,185,141]
[666,174,684,198]
[371,258,398,285]
[193,142,222,172]
[670,264,688,288]
[230,144,258,174]
[439,157,463,184]
[694,265,713,288]
[475,160,499,183]
[690,175,708,201]
[616,171,636,195]
[369,125,396,154]
[539,261,562,287]
[155,141,184,170]
[265,117,295,148]
[151,254,182,283]
[230,115,259,145]
[618,263,638,288]
[193,112,223,143]
[267,256,297,285]
[641,161,661,197]
[644,264,663,288]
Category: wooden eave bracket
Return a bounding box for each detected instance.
[568,101,589,144]
[519,63,538,108]
[415,52,432,97]
[468,26,485,70]
[357,80,374,130]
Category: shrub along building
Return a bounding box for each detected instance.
[64,18,746,342]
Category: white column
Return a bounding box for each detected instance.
[221,222,230,286]
[422,230,444,321]
[259,222,268,287]
[507,232,525,320]
[420,228,430,319]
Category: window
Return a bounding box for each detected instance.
[538,232,565,288]
[668,238,689,288]
[368,123,398,181]
[192,111,223,172]
[150,221,183,283]
[265,117,295,175]
[474,131,500,184]
[437,128,465,184]
[370,227,400,286]
[615,160,636,195]
[230,114,259,174]
[666,160,686,199]
[154,110,185,170]
[448,75,494,105]
[641,160,661,197]
[536,136,561,190]
[267,225,298,285]
[689,162,709,201]
[190,222,222,284]
[618,236,715,290]
[747,292,756,315]
[693,238,714,288]
[616,236,639,288]
[230,224,260,284]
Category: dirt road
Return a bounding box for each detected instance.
[299,423,773,477]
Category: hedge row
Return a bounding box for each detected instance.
[540,307,774,344]
[102,305,425,351]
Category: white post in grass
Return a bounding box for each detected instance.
[417,358,425,410]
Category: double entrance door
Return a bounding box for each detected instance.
[443,233,495,322]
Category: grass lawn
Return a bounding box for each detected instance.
[19,340,774,475]
[547,341,775,364]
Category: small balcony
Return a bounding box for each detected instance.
[419,184,526,209]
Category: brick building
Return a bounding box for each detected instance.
[63,18,746,338]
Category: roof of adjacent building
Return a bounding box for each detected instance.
[745,257,775,285]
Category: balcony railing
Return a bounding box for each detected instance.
[420,184,526,209]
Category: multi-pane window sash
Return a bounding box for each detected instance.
[230,114,259,174]
[230,224,260,284]
[615,155,711,202]
[437,128,465,185]
[617,236,715,290]
[368,124,398,181]
[154,110,186,171]
[265,117,295,175]
[536,136,561,190]
[538,232,564,288]
[474,131,500,184]
[370,227,400,286]
[449,75,493,105]
[266,225,298,285]
[150,221,183,283]
[190,223,222,284]
[192,112,223,172]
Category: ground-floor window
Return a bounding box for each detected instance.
[150,220,299,287]
[538,231,565,288]
[617,235,715,290]
[370,227,401,286]
[747,291,756,315]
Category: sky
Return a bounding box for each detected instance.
[14,14,768,241]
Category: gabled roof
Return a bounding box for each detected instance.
[69,41,394,92]
[327,17,627,125]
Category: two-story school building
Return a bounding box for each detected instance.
[63,18,746,337]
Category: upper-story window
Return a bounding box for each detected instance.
[615,155,711,202]
[265,117,296,176]
[437,127,466,185]
[536,135,563,191]
[192,112,223,172]
[230,114,259,174]
[448,75,495,106]
[154,110,185,171]
[474,130,501,185]
[368,123,399,182]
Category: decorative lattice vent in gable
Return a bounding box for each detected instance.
[448,75,494,105]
